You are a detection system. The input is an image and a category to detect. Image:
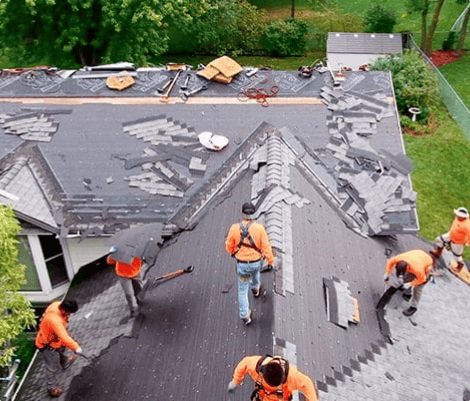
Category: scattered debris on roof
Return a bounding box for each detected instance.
[106,73,135,90]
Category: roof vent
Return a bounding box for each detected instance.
[389,34,394,38]
[354,34,358,38]
[335,33,340,37]
[371,34,376,38]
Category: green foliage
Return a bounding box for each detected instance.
[168,0,266,56]
[442,31,458,50]
[0,0,211,67]
[313,8,364,33]
[370,50,439,117]
[363,4,398,33]
[264,18,308,56]
[0,205,36,367]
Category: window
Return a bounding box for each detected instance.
[38,235,68,288]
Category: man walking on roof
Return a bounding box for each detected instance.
[227,355,319,400]
[107,248,145,318]
[431,207,470,273]
[379,249,435,317]
[35,300,84,398]
[226,202,275,326]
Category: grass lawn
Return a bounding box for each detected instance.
[404,111,470,260]
[439,51,470,106]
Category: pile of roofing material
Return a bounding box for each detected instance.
[122,114,210,196]
[197,56,243,84]
[0,109,72,142]
[316,86,418,236]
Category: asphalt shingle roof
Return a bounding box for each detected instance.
[2,66,468,401]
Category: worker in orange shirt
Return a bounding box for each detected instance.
[227,355,319,401]
[380,249,435,316]
[226,202,275,325]
[107,247,145,318]
[431,207,470,272]
[35,300,83,398]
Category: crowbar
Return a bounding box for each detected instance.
[161,69,184,102]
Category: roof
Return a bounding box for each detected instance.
[3,64,467,401]
[327,32,403,54]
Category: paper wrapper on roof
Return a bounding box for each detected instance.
[106,74,135,90]
[198,131,229,151]
[197,56,243,84]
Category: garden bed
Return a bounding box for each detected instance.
[431,50,466,67]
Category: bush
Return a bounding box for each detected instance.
[314,8,363,33]
[370,50,439,120]
[264,18,308,56]
[363,5,398,33]
[167,0,266,56]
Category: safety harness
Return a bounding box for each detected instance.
[251,356,291,401]
[236,221,261,254]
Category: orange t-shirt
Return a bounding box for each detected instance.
[35,301,79,351]
[107,255,142,278]
[449,217,470,245]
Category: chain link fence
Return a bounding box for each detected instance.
[406,33,470,141]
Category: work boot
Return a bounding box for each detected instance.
[252,285,262,298]
[242,309,252,326]
[430,247,443,259]
[455,261,464,272]
[403,306,417,317]
[49,387,63,397]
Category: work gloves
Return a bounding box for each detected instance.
[402,283,412,290]
[227,381,238,393]
[75,347,83,355]
[383,273,390,281]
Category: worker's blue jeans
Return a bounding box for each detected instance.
[237,260,261,319]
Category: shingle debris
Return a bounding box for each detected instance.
[1,111,62,142]
[323,276,359,329]
[294,86,418,236]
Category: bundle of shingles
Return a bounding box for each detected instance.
[317,86,418,236]
[197,56,243,84]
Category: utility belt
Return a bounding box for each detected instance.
[237,258,261,264]
[37,344,63,352]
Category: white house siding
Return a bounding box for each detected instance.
[64,236,110,275]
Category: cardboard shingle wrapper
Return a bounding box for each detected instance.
[197,56,243,84]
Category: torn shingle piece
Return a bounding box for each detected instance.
[189,157,207,176]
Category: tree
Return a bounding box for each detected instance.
[406,0,431,50]
[0,205,36,367]
[0,0,211,67]
[424,0,447,55]
[264,18,308,56]
[363,5,398,33]
[456,0,470,52]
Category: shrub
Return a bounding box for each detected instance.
[264,18,308,56]
[167,0,266,56]
[363,5,398,33]
[370,50,439,120]
[314,8,363,33]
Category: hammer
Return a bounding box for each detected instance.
[161,69,184,102]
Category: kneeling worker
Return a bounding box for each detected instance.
[380,249,435,316]
[228,355,318,400]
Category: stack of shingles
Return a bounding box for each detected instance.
[1,111,59,142]
[122,115,207,197]
[323,276,359,329]
[318,86,416,235]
